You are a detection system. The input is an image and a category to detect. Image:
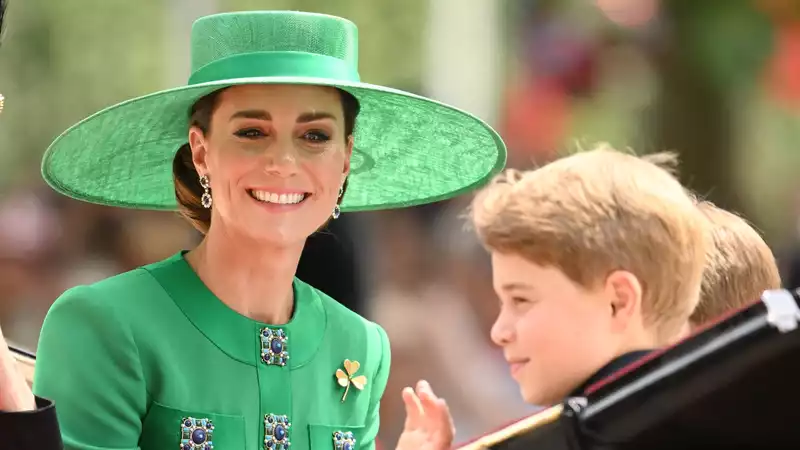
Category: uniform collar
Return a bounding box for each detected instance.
[570,350,653,397]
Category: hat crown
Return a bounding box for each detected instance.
[190,11,359,75]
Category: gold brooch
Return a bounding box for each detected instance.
[335,359,367,403]
[0,93,5,115]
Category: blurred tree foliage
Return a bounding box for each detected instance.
[0,0,166,186]
[644,0,774,217]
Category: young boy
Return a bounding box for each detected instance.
[468,145,709,406]
[690,200,781,329]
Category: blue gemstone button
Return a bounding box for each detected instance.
[180,417,214,450]
[260,327,288,367]
[333,429,356,450]
[264,414,291,449]
[192,429,206,444]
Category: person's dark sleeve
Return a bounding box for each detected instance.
[0,395,63,450]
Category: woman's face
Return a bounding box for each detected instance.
[189,84,352,246]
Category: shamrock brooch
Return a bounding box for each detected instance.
[335,359,367,403]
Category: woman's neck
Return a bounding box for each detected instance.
[185,223,304,325]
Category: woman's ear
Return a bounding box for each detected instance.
[189,126,209,175]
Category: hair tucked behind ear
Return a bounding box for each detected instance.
[337,89,360,203]
[172,91,220,234]
[172,87,361,234]
[174,143,212,234]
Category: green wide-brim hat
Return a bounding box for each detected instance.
[41,11,506,212]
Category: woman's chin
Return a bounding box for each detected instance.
[235,217,317,247]
[246,227,308,247]
[214,202,328,246]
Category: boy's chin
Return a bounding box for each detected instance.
[520,381,570,407]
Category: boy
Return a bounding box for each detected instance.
[690,200,781,329]
[468,145,709,405]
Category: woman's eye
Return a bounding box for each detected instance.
[234,128,265,139]
[303,130,330,142]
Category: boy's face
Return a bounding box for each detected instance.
[489,252,622,406]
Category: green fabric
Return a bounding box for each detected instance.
[33,252,391,450]
[40,10,507,211]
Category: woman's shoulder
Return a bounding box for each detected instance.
[295,279,390,365]
[296,279,392,396]
[47,256,178,320]
[297,278,385,335]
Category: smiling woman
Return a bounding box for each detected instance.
[173,84,360,237]
[31,9,504,450]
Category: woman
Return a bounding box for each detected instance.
[32,9,504,450]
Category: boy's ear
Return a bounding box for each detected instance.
[604,270,643,332]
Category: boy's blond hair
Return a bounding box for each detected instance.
[470,145,708,342]
[691,201,781,326]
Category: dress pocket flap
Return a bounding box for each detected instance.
[141,401,245,450]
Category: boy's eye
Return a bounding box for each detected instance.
[512,296,528,305]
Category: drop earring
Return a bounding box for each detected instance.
[332,185,344,219]
[200,174,212,209]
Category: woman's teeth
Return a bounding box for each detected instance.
[249,190,306,204]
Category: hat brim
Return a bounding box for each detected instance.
[41,77,507,212]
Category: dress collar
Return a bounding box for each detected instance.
[145,252,327,368]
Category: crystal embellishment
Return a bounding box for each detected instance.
[333,431,356,450]
[264,414,291,449]
[180,417,214,450]
[260,327,288,366]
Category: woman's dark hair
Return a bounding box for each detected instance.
[173,87,360,234]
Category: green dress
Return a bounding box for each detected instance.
[32,252,391,450]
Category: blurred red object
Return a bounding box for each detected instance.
[765,23,800,108]
[499,77,570,166]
